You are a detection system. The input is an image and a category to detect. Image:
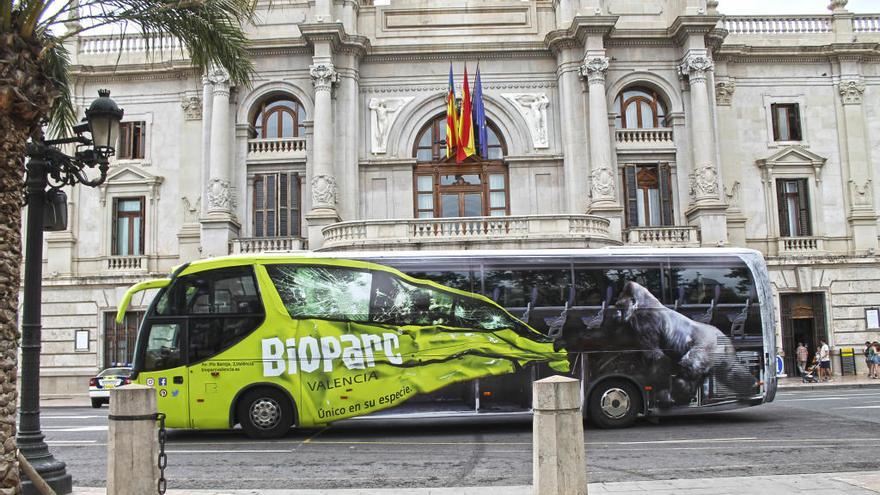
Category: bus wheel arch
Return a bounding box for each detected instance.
[586,377,644,429]
[231,384,297,439]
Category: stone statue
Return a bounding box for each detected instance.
[368,97,413,154]
[181,95,202,120]
[850,179,873,207]
[502,93,550,149]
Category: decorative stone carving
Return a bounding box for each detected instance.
[678,53,714,83]
[311,174,338,209]
[578,56,610,85]
[181,95,202,120]
[724,181,741,210]
[207,66,230,96]
[310,63,338,92]
[590,166,615,200]
[850,179,873,208]
[839,79,865,105]
[502,93,550,149]
[368,97,413,154]
[207,177,235,210]
[182,196,201,223]
[689,164,719,199]
[715,80,735,106]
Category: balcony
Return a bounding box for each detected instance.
[625,227,700,247]
[230,237,306,254]
[320,214,619,251]
[614,129,675,152]
[106,256,147,271]
[247,138,307,163]
[778,236,824,255]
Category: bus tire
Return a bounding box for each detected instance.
[587,379,641,429]
[237,387,294,439]
[91,398,103,409]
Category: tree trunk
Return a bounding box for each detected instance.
[1,31,60,495]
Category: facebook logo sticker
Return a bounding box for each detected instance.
[158,377,168,387]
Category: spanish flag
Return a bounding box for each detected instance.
[457,64,475,163]
[446,64,459,159]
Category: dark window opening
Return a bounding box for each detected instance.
[771,103,802,141]
[253,172,302,237]
[118,121,146,159]
[623,164,673,227]
[776,178,811,237]
[104,311,144,368]
[252,97,306,138]
[614,87,669,129]
[112,197,145,256]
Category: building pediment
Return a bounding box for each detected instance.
[99,165,164,206]
[756,145,826,169]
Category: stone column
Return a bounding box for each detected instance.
[532,376,587,495]
[107,385,159,495]
[679,51,727,245]
[305,60,340,249]
[555,48,589,214]
[838,74,877,253]
[200,66,240,256]
[200,74,214,217]
[579,53,622,239]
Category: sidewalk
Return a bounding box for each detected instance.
[73,470,880,494]
[777,374,880,391]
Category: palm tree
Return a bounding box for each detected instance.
[0,1,256,491]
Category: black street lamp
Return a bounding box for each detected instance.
[18,90,123,495]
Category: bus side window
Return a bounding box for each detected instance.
[266,264,372,322]
[370,272,453,326]
[186,267,265,363]
[143,322,182,371]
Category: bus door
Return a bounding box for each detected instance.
[139,318,191,428]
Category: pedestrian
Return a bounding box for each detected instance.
[818,339,832,382]
[866,341,874,378]
[796,342,808,376]
[870,341,880,379]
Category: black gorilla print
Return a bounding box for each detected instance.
[615,281,756,407]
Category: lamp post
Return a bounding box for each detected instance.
[18,90,123,495]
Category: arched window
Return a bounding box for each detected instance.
[412,114,508,219]
[613,87,668,129]
[252,96,306,138]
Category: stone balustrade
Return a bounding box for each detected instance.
[723,16,832,34]
[321,214,618,251]
[778,236,824,254]
[247,138,307,162]
[854,15,880,33]
[625,226,700,247]
[106,256,146,271]
[230,237,305,254]
[80,34,184,55]
[614,128,674,150]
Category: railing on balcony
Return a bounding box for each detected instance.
[80,34,184,55]
[778,236,824,254]
[854,15,880,33]
[625,227,700,247]
[722,16,832,35]
[247,138,307,160]
[230,237,305,254]
[107,256,146,271]
[321,214,618,250]
[615,129,674,150]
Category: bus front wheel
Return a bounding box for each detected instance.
[237,388,294,439]
[588,379,641,429]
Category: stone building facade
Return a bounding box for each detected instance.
[34,0,880,394]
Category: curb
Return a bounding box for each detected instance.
[777,382,880,392]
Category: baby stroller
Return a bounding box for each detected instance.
[802,362,820,383]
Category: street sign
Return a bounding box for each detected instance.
[776,355,785,377]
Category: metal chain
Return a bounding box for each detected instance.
[157,412,167,495]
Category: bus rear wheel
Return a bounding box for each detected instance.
[588,379,641,429]
[237,388,294,439]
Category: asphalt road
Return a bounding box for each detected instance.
[39,387,880,490]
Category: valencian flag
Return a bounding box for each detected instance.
[457,64,475,162]
[446,64,459,159]
[472,64,488,158]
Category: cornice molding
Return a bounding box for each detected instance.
[365,47,549,63]
[358,80,556,94]
[717,42,880,63]
[544,15,618,54]
[298,22,371,57]
[667,15,722,45]
[70,63,197,82]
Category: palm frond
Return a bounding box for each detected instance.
[40,33,76,138]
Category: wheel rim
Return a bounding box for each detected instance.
[249,397,281,430]
[600,387,631,419]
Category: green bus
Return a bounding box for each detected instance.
[119,248,776,438]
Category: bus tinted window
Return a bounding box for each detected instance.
[189,316,264,362]
[267,265,371,322]
[370,272,453,326]
[483,265,572,307]
[669,266,754,304]
[143,322,182,371]
[155,266,261,315]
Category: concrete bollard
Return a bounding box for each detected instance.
[533,375,587,495]
[107,384,160,495]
